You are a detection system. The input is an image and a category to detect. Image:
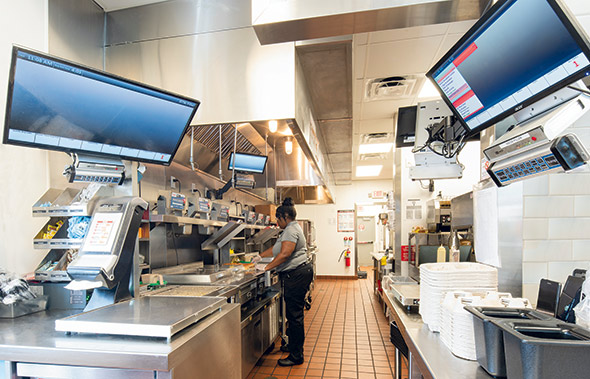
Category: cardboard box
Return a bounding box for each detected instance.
[255,204,277,223]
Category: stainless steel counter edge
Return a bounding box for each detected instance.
[0,303,240,372]
[382,290,490,379]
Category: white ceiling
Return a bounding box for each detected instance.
[351,20,476,181]
[93,0,477,183]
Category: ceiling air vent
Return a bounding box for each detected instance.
[360,132,393,144]
[365,75,417,101]
[359,153,388,161]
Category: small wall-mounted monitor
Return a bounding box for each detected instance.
[395,105,417,148]
[228,152,268,174]
[3,46,200,165]
[426,0,590,138]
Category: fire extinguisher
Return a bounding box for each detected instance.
[338,236,352,267]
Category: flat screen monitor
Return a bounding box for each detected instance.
[426,0,590,137]
[228,152,268,174]
[395,106,417,148]
[3,46,200,165]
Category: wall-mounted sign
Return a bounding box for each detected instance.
[337,210,355,232]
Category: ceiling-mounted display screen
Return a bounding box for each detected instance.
[3,46,200,165]
[228,152,268,174]
[426,0,590,137]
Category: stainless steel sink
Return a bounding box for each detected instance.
[494,320,590,379]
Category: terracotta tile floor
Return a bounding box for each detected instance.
[247,268,409,379]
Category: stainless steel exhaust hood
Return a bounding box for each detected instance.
[104,0,335,203]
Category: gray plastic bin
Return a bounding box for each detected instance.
[464,306,555,378]
[494,319,590,379]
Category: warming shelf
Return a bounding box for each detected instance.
[55,296,226,339]
[201,221,246,250]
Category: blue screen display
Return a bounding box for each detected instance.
[428,0,590,135]
[228,153,267,174]
[3,47,199,165]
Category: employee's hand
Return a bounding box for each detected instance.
[255,263,267,272]
[251,254,262,264]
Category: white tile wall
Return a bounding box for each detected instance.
[520,108,590,300]
[574,196,590,216]
[549,173,590,195]
[522,175,549,196]
[523,262,548,284]
[573,240,590,260]
[548,261,588,282]
[548,218,590,239]
[523,196,574,218]
[522,283,540,306]
[522,219,548,240]
[523,240,572,262]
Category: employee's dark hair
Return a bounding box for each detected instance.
[276,197,297,220]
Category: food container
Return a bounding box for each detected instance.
[464,306,555,378]
[0,296,48,318]
[494,319,590,379]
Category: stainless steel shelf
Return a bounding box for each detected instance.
[149,214,226,227]
[33,238,83,250]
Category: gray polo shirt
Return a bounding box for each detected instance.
[272,221,308,272]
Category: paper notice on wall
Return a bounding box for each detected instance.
[473,186,501,267]
[405,199,422,220]
[337,210,355,232]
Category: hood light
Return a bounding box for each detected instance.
[269,120,278,133]
[285,138,293,155]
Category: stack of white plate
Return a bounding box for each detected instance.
[419,262,498,333]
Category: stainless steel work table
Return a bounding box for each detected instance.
[383,289,491,379]
[0,302,240,379]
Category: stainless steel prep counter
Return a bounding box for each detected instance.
[0,302,240,379]
[383,289,491,379]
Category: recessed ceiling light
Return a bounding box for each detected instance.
[356,165,383,177]
[358,143,393,154]
[418,79,440,99]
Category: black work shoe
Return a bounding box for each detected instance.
[280,344,290,353]
[278,356,304,366]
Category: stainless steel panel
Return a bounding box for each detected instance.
[0,304,240,374]
[48,0,105,70]
[496,182,523,296]
[253,0,487,45]
[241,312,263,378]
[106,0,251,46]
[17,363,154,379]
[55,296,226,338]
[105,28,296,125]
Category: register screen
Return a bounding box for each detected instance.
[430,0,590,132]
[81,212,123,253]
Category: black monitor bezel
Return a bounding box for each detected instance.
[2,45,200,166]
[228,152,268,174]
[426,0,590,138]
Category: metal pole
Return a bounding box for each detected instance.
[218,125,223,180]
[190,125,195,171]
[265,133,269,201]
[232,124,237,188]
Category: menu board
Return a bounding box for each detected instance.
[337,210,355,232]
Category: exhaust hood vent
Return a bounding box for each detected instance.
[360,132,393,144]
[365,76,417,101]
[187,124,261,159]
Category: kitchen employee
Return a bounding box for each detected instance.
[255,197,313,366]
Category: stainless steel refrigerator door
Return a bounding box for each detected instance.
[355,216,375,267]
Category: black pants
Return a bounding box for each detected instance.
[282,263,313,361]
